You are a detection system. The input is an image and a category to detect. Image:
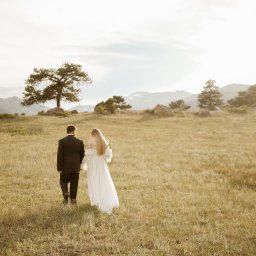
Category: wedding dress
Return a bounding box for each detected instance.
[81,141,119,214]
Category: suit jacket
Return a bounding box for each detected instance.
[57,135,85,173]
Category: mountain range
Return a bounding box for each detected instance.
[0,84,251,114]
[68,105,95,112]
[124,90,194,110]
[0,97,95,114]
[124,84,250,110]
[0,96,48,115]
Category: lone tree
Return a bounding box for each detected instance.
[169,99,191,111]
[198,80,223,110]
[22,63,92,108]
[94,96,132,114]
[228,85,256,108]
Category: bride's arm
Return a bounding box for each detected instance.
[80,145,94,170]
[104,146,113,163]
[81,139,95,169]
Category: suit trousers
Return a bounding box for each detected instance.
[60,172,79,199]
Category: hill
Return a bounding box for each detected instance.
[0,96,48,114]
[219,84,251,100]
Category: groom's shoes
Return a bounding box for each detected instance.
[63,192,69,205]
[70,199,77,205]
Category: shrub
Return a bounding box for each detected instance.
[38,108,71,117]
[45,107,65,116]
[194,110,211,117]
[95,104,105,114]
[153,104,173,117]
[57,112,70,117]
[94,96,132,114]
[226,106,248,114]
[70,110,78,115]
[38,110,46,116]
[169,99,190,111]
[0,114,16,119]
[227,85,256,108]
[12,127,42,135]
[144,109,154,115]
[173,110,185,117]
[0,125,43,135]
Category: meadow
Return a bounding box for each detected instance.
[0,112,255,256]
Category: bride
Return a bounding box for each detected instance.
[81,128,119,214]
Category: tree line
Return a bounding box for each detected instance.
[169,80,256,111]
[21,63,256,113]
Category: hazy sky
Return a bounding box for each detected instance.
[0,0,255,106]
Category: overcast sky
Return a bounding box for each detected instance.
[0,0,255,106]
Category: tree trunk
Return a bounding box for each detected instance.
[56,98,61,108]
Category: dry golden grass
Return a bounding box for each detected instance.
[0,112,255,256]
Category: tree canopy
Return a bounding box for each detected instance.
[169,99,191,111]
[94,96,132,114]
[198,80,223,110]
[22,63,92,107]
[228,85,256,108]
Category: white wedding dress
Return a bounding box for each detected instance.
[81,142,119,214]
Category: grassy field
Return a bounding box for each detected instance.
[0,112,255,256]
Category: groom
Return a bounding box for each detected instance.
[57,125,85,205]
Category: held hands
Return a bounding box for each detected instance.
[80,163,88,171]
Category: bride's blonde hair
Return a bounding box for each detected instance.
[91,128,108,155]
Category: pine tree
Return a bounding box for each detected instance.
[198,80,223,110]
[228,85,256,107]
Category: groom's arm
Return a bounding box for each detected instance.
[80,140,85,163]
[57,140,64,172]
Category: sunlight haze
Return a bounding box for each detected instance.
[0,0,255,106]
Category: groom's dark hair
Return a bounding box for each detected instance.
[67,125,76,134]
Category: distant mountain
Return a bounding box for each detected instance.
[1,84,251,113]
[219,84,251,101]
[183,84,251,110]
[124,91,195,110]
[0,96,95,114]
[125,84,251,110]
[68,105,95,112]
[0,96,48,114]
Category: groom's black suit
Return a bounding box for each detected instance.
[57,135,85,200]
